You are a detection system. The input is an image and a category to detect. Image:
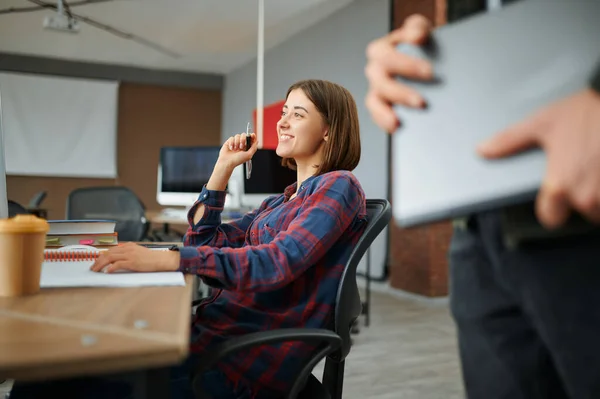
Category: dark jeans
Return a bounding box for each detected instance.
[9,354,255,399]
[449,211,600,399]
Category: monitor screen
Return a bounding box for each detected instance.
[157,146,221,207]
[160,146,220,193]
[243,149,296,195]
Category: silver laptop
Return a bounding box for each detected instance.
[392,0,600,227]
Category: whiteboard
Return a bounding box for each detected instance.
[0,72,118,178]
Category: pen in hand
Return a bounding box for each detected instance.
[245,122,253,179]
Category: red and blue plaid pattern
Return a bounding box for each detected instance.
[179,170,367,396]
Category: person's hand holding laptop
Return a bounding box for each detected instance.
[365,1,600,233]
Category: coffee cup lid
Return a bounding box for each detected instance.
[0,214,50,234]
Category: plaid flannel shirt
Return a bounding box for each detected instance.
[179,170,367,395]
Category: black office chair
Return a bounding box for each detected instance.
[190,199,392,399]
[25,190,49,219]
[66,186,150,242]
[28,191,47,209]
[8,200,28,217]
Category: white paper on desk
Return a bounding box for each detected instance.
[40,246,185,288]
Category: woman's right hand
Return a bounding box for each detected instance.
[205,132,259,193]
[217,132,259,171]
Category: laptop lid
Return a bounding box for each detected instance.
[391,0,600,227]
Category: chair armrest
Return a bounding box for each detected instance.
[193,328,341,373]
[191,328,341,396]
[191,299,203,307]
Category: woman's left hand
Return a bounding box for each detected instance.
[90,242,180,274]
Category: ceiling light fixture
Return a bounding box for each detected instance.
[43,0,80,33]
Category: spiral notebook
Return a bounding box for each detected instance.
[41,245,185,288]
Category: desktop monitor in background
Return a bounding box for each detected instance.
[241,149,296,208]
[157,146,220,207]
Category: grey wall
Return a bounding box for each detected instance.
[222,0,390,279]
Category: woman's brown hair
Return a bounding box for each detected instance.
[281,79,361,175]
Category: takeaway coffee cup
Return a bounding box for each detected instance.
[0,214,49,297]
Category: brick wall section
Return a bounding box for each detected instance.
[388,0,452,297]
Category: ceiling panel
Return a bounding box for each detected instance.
[0,0,355,73]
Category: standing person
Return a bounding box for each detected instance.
[364,10,600,399]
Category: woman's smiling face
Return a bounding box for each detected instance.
[275,88,329,163]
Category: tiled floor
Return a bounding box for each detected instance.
[312,289,464,398]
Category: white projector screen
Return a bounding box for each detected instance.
[0,72,118,178]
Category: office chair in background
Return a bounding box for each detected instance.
[4,192,48,219]
[27,191,47,209]
[66,186,151,242]
[190,199,392,399]
[7,200,28,217]
[25,190,48,218]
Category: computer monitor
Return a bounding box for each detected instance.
[157,146,220,207]
[241,149,297,208]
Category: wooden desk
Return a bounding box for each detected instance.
[146,210,238,226]
[146,211,233,239]
[0,275,194,382]
[146,211,189,227]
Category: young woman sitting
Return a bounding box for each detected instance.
[10,79,367,399]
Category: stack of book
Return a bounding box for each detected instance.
[45,220,118,249]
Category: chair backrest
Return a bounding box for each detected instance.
[290,199,392,399]
[8,200,29,217]
[333,199,392,360]
[28,190,47,208]
[66,186,148,242]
